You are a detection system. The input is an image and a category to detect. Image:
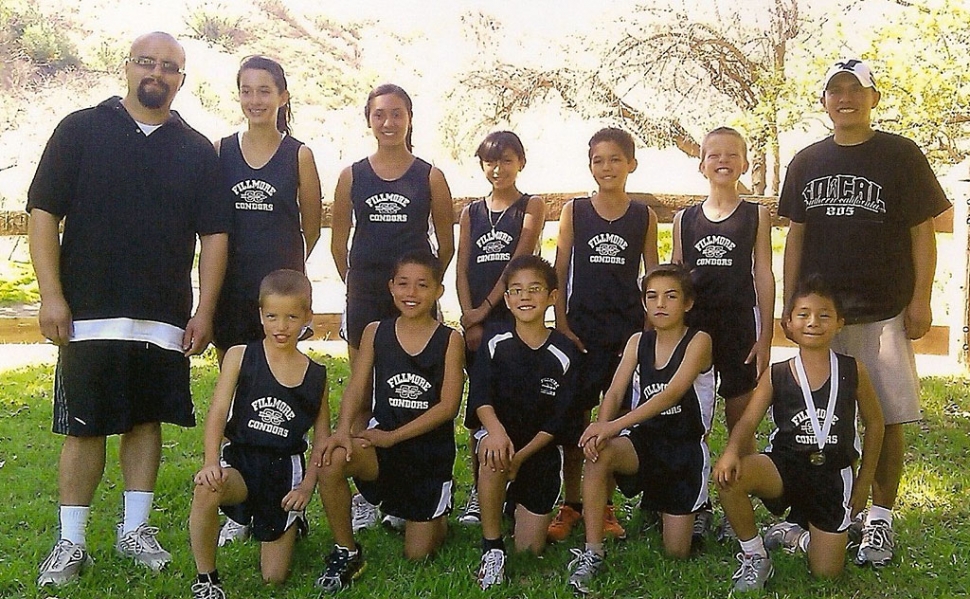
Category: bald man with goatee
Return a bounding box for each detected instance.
[28,31,229,586]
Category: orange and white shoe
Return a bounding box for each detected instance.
[547,504,583,542]
[603,504,627,541]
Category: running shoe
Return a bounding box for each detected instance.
[116,523,171,571]
[477,548,506,589]
[37,539,92,586]
[316,543,366,593]
[732,552,773,591]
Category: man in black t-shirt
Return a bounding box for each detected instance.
[778,59,950,568]
[28,32,229,586]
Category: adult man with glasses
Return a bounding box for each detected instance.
[28,31,229,586]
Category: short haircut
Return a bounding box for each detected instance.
[503,255,558,291]
[394,250,444,284]
[259,269,312,311]
[642,263,695,304]
[786,273,843,319]
[588,127,636,161]
[476,130,526,164]
[700,126,748,161]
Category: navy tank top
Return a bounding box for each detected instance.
[679,201,758,310]
[349,157,434,271]
[629,328,715,440]
[767,354,860,468]
[467,193,533,317]
[225,341,327,454]
[219,133,305,299]
[566,198,649,349]
[371,319,455,447]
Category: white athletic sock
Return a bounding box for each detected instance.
[60,505,90,546]
[123,490,154,534]
[867,505,893,526]
[739,535,767,558]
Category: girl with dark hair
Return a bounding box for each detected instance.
[212,56,322,365]
[330,84,455,368]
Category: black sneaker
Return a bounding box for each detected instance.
[315,543,365,593]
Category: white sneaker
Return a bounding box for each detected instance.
[855,519,894,568]
[459,488,481,526]
[116,523,172,571]
[382,513,406,532]
[477,548,506,589]
[191,580,227,599]
[732,552,773,591]
[351,494,380,532]
[764,521,809,553]
[566,548,604,594]
[37,539,92,586]
[218,518,251,547]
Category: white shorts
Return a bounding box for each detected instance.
[831,311,920,425]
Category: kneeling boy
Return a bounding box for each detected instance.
[714,275,884,591]
[471,255,579,589]
[189,270,329,599]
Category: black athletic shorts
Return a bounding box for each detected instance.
[343,267,398,349]
[505,444,563,516]
[558,346,624,445]
[761,451,854,534]
[686,305,758,400]
[355,434,455,522]
[615,426,710,515]
[213,294,263,351]
[53,340,194,436]
[220,443,307,542]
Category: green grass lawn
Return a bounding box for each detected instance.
[1,351,969,598]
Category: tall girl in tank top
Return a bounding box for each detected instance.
[213,56,322,365]
[330,84,456,369]
[455,131,546,525]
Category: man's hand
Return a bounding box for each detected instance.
[38,295,72,345]
[183,313,213,356]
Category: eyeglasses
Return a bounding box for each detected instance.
[505,285,547,297]
[127,56,184,76]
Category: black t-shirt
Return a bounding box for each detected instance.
[219,133,305,300]
[766,354,860,469]
[26,97,228,327]
[349,157,434,272]
[371,319,455,447]
[629,329,715,440]
[225,341,327,454]
[466,193,533,319]
[468,328,578,446]
[778,132,950,324]
[566,198,649,349]
[679,201,758,310]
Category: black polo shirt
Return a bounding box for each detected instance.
[27,96,228,328]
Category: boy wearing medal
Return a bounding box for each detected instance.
[713,275,884,591]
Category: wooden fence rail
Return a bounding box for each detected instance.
[0,193,956,355]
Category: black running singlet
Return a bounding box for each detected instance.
[349,157,434,270]
[371,319,454,446]
[566,198,649,349]
[767,354,860,468]
[679,201,758,310]
[220,134,305,298]
[467,193,533,314]
[629,329,715,440]
[225,341,327,454]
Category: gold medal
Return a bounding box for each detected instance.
[809,451,826,466]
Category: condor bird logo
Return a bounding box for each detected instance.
[597,243,621,257]
[374,202,401,214]
[701,245,727,259]
[260,409,285,426]
[239,189,266,203]
[396,384,422,400]
[483,239,506,253]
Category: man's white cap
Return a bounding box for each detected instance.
[822,59,877,91]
